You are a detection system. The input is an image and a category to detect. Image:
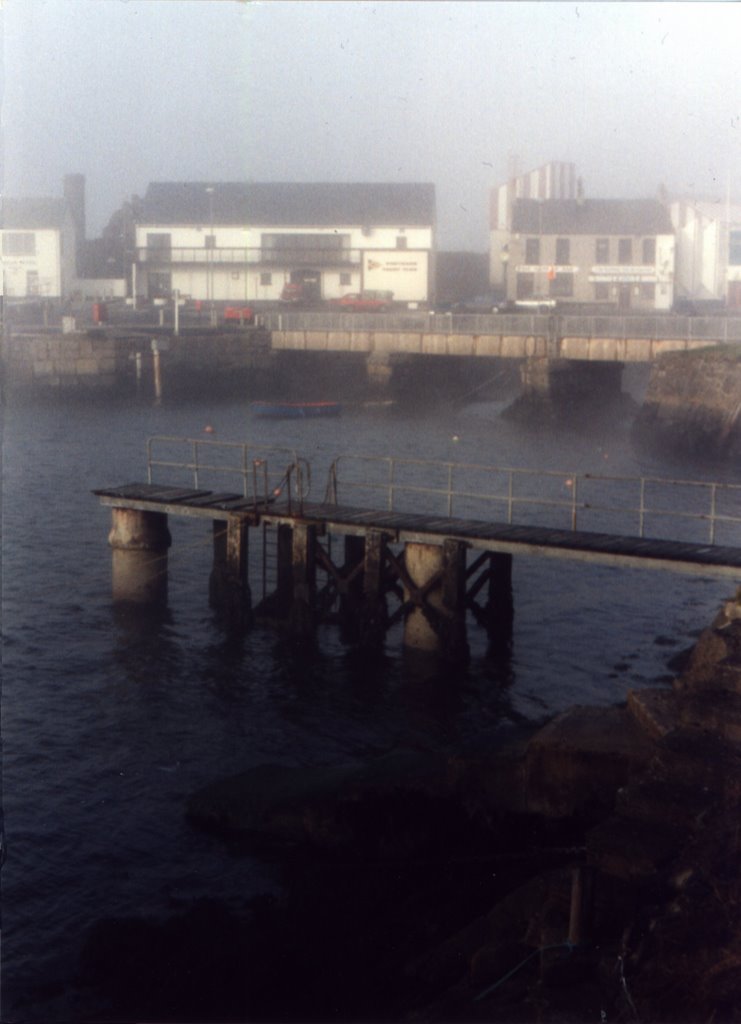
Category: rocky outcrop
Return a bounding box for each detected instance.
[634,348,741,456]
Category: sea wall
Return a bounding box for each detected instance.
[634,347,741,456]
[1,327,274,396]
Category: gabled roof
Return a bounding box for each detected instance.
[1,197,70,230]
[138,182,436,227]
[512,198,674,235]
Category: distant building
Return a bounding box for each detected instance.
[132,181,436,306]
[670,197,741,310]
[502,194,675,312]
[1,196,77,300]
[490,161,577,289]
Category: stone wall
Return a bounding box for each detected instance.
[634,348,741,456]
[1,327,273,395]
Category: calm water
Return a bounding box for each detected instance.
[2,383,736,1020]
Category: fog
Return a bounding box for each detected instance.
[3,0,740,249]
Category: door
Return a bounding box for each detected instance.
[617,284,632,311]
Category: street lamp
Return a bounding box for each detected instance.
[205,186,215,325]
[500,245,510,299]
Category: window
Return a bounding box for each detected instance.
[641,238,656,264]
[595,239,609,264]
[2,232,35,256]
[204,235,216,249]
[259,272,272,286]
[555,238,570,265]
[516,272,535,298]
[395,236,408,250]
[525,238,540,264]
[549,272,573,298]
[594,282,610,300]
[260,232,350,264]
[729,230,741,266]
[639,283,656,301]
[340,272,352,286]
[618,238,633,264]
[146,233,172,261]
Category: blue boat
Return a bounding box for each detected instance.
[251,400,342,419]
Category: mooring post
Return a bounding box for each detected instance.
[209,517,251,628]
[288,522,316,638]
[108,507,171,606]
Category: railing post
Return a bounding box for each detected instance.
[710,483,717,544]
[507,471,514,524]
[193,440,200,489]
[147,438,153,484]
[639,478,646,538]
[571,475,578,531]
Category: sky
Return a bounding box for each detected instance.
[2,0,741,250]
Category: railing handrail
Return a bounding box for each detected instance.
[142,439,741,547]
[324,453,741,545]
[146,435,309,512]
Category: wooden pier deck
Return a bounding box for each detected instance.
[94,482,741,579]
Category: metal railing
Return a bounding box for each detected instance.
[259,309,741,343]
[136,247,362,267]
[146,435,311,513]
[142,439,741,548]
[324,454,741,546]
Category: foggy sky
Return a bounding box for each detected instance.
[3,0,741,250]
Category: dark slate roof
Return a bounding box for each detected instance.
[138,182,436,227]
[512,198,674,235]
[1,197,69,230]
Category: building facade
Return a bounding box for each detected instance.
[1,197,77,300]
[670,198,741,310]
[133,182,436,306]
[503,196,675,312]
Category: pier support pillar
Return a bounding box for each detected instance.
[209,518,252,628]
[359,530,387,648]
[403,540,468,660]
[485,552,514,655]
[506,358,624,422]
[288,522,316,638]
[108,507,171,606]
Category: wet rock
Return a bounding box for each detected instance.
[186,748,453,851]
[676,616,741,694]
[523,705,657,818]
[627,686,683,739]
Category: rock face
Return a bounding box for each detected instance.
[634,348,741,456]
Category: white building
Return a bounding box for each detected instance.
[1,197,77,300]
[670,197,741,310]
[133,181,436,306]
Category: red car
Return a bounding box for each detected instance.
[223,306,254,323]
[327,290,393,312]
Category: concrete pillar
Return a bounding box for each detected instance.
[366,352,393,392]
[520,357,624,406]
[288,522,316,638]
[108,507,171,606]
[209,518,252,628]
[400,539,469,662]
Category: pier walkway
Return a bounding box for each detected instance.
[94,438,741,657]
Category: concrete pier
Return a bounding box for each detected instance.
[108,507,171,606]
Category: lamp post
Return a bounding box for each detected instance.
[500,245,510,300]
[205,186,215,325]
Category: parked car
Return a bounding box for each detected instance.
[327,290,394,312]
[280,282,321,305]
[437,293,511,314]
[223,305,254,324]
